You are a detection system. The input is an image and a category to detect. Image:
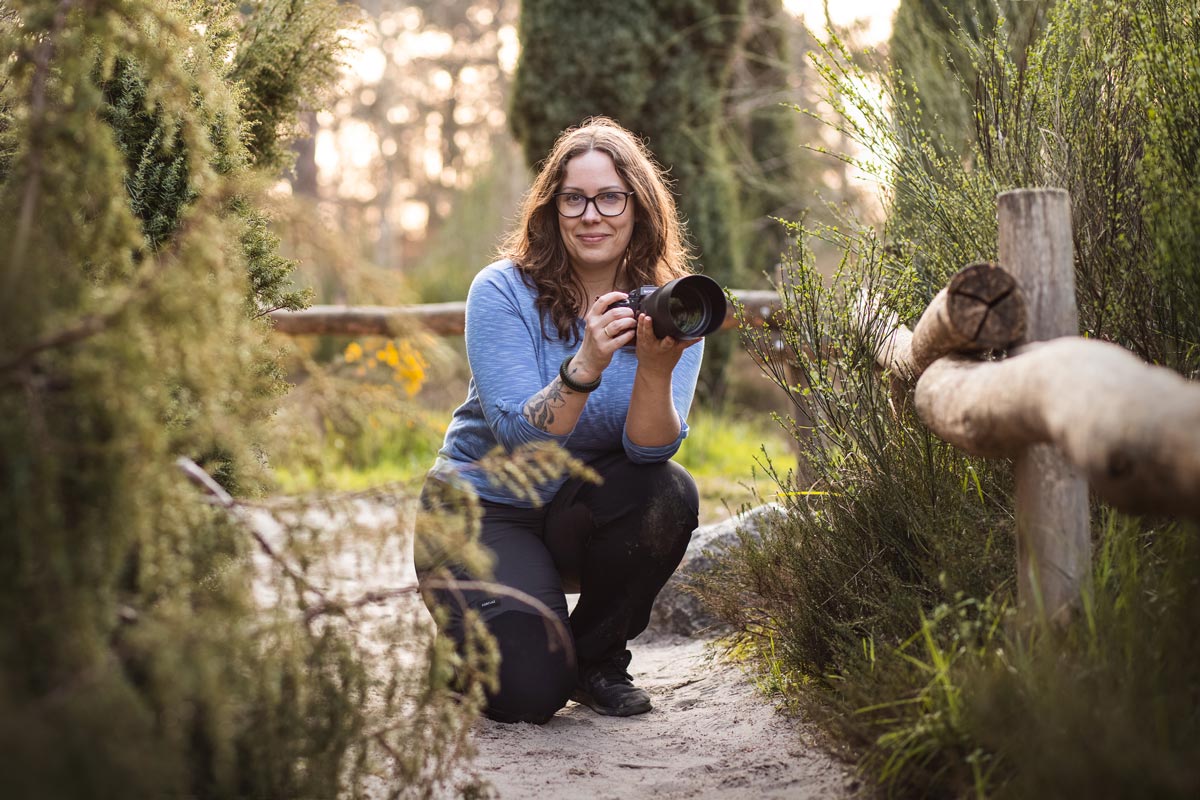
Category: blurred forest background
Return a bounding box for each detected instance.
[264,0,892,505]
[277,0,881,306]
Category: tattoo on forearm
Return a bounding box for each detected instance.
[523,377,570,430]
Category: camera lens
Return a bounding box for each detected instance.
[668,284,710,336]
[638,274,725,339]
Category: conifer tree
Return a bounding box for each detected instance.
[729,0,797,283]
[510,0,752,397]
[0,2,487,796]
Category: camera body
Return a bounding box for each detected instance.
[605,275,726,340]
[607,285,659,317]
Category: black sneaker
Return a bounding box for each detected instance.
[571,653,652,717]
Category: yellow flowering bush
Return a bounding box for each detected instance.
[343,337,429,396]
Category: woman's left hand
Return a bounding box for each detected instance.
[633,314,702,377]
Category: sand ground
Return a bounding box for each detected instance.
[455,633,853,799]
[250,498,855,799]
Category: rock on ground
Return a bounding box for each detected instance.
[645,503,788,638]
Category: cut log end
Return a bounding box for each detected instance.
[906,262,1029,377]
[946,261,1027,350]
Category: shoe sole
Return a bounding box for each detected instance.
[570,689,652,717]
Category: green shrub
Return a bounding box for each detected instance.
[701,0,1200,796]
[967,515,1200,799]
[0,3,493,796]
[698,232,1013,689]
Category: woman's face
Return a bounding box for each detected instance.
[556,149,635,278]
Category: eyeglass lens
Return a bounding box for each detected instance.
[555,192,631,217]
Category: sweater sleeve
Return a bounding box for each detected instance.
[622,339,704,463]
[464,267,574,451]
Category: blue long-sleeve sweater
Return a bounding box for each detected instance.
[430,259,703,507]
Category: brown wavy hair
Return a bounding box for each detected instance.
[500,116,693,342]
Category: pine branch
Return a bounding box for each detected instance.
[252,303,289,320]
[10,0,85,272]
[0,189,227,380]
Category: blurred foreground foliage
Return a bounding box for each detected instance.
[0,1,506,797]
[698,0,1200,796]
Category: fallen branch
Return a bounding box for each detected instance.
[915,338,1200,519]
[177,457,334,610]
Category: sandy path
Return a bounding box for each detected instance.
[249,498,852,799]
[457,634,852,799]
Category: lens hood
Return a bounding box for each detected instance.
[639,274,727,339]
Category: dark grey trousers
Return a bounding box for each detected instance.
[415,452,698,723]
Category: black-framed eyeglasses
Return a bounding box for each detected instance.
[553,191,635,218]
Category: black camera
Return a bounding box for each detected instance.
[608,274,727,340]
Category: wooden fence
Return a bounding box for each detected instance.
[269,187,1200,623]
[862,188,1200,622]
[267,290,781,338]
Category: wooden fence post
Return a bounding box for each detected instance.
[998,188,1091,623]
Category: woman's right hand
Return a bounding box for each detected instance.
[569,291,637,382]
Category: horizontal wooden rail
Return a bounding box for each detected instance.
[268,289,784,337]
[915,338,1200,519]
[270,302,469,337]
[863,189,1200,623]
[863,263,1200,516]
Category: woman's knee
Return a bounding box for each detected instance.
[484,611,575,724]
[609,459,699,513]
[611,461,699,561]
[635,461,699,531]
[656,459,699,510]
